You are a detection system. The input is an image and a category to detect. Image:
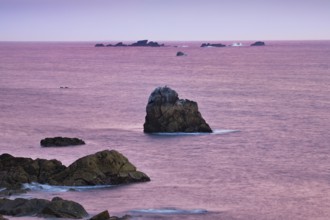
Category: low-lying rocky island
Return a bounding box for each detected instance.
[143,86,212,133]
[40,136,85,147]
[95,40,164,47]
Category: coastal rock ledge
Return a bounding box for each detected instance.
[143,86,212,133]
[0,150,150,189]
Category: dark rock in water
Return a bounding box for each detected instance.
[201,43,226,47]
[143,86,212,133]
[95,44,105,47]
[115,42,127,47]
[89,210,131,220]
[0,197,88,218]
[0,150,150,188]
[90,210,110,220]
[147,41,161,47]
[130,39,148,46]
[40,137,85,147]
[106,44,113,47]
[0,153,66,189]
[251,41,265,46]
[60,86,69,89]
[176,51,186,56]
[0,198,49,217]
[39,197,88,219]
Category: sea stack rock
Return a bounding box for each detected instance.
[143,86,212,133]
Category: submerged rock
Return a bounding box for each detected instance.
[89,210,131,220]
[251,41,265,46]
[40,137,85,147]
[143,86,212,133]
[0,197,87,218]
[95,44,105,47]
[176,51,186,56]
[0,150,150,188]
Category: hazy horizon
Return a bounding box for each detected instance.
[1,0,330,41]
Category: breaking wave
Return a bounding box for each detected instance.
[151,129,239,136]
[22,182,114,192]
[129,208,208,215]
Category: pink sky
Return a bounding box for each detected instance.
[1,0,330,41]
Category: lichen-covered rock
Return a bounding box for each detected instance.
[143,86,212,133]
[0,150,150,188]
[51,150,150,185]
[40,137,85,147]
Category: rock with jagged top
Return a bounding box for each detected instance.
[143,86,212,133]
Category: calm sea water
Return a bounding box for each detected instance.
[1,41,330,220]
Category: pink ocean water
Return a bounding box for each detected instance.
[0,41,330,219]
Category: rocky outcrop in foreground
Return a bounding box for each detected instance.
[0,197,88,218]
[143,86,212,133]
[40,137,85,147]
[251,41,265,46]
[0,150,150,189]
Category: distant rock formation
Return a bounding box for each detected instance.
[96,40,164,47]
[251,41,265,46]
[0,197,88,218]
[40,137,85,147]
[0,150,150,189]
[95,44,105,47]
[176,51,186,56]
[201,43,226,47]
[143,86,212,133]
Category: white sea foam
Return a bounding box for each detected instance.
[130,208,208,215]
[22,182,114,192]
[151,129,239,136]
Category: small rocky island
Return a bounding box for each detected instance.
[251,41,265,46]
[40,137,85,147]
[95,40,165,47]
[143,86,212,133]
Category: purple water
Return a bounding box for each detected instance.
[1,41,330,220]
